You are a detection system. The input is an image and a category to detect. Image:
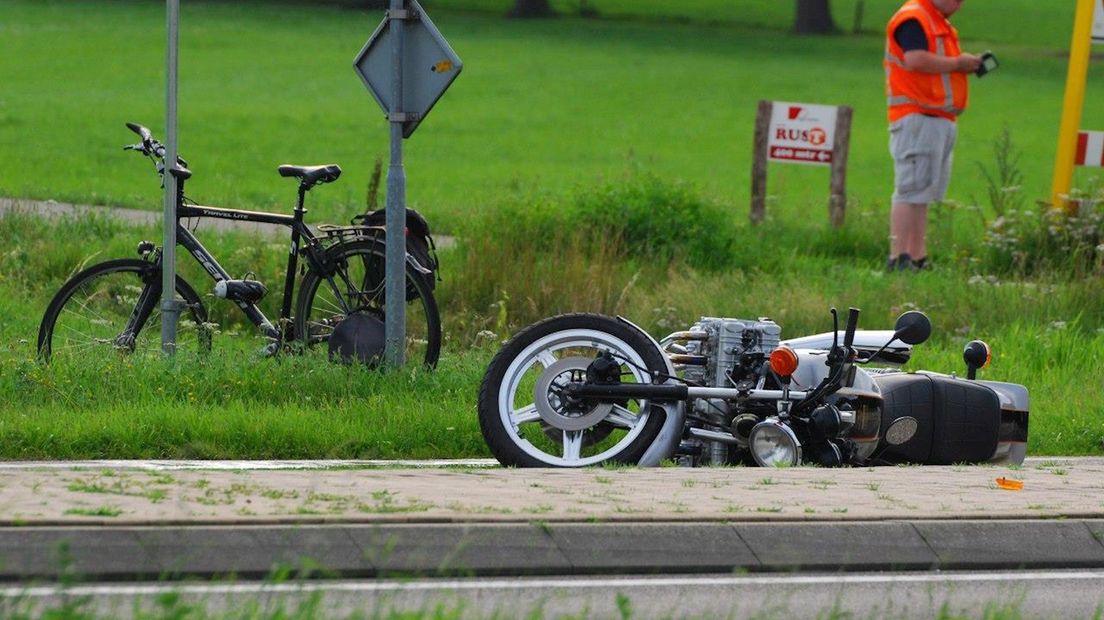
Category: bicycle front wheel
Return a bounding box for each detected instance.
[295,239,441,368]
[37,258,211,363]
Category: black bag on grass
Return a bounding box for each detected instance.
[352,207,440,300]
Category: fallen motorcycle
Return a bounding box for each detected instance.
[477,308,1028,468]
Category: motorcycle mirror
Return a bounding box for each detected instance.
[892,311,931,345]
[963,340,992,380]
[884,416,919,445]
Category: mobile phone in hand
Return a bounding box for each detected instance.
[976,51,999,77]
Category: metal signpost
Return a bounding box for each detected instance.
[161,0,182,355]
[354,0,462,367]
[156,0,460,362]
[1052,0,1100,210]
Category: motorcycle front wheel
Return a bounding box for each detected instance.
[477,313,669,467]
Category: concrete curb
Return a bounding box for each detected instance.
[3,520,1103,581]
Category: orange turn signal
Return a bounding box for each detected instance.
[964,340,992,370]
[769,346,799,377]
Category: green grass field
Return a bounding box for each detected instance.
[2,0,1104,231]
[1,0,1102,459]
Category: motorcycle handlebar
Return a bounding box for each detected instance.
[842,307,860,349]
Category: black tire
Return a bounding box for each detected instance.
[37,258,210,363]
[294,239,441,368]
[477,313,669,467]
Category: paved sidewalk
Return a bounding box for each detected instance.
[1,460,1102,580]
[2,459,1101,526]
[0,196,279,236]
[0,197,457,246]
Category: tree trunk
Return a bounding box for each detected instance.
[794,0,838,34]
[509,0,556,18]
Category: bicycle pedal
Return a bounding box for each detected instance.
[136,240,156,257]
[214,279,268,304]
[257,341,280,357]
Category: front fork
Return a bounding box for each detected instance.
[115,249,166,352]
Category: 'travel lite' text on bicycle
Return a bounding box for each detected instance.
[37,123,441,366]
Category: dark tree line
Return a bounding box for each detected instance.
[509,0,554,18]
[346,0,839,32]
[508,0,838,33]
[794,0,837,34]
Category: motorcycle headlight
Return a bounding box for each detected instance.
[749,420,802,467]
[852,397,882,440]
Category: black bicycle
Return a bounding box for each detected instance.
[37,123,441,366]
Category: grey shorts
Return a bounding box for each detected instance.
[889,114,957,204]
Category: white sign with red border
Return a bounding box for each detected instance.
[767,102,838,166]
[1076,131,1104,166]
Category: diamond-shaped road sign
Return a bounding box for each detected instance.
[353,0,463,138]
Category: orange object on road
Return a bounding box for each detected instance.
[996,477,1024,490]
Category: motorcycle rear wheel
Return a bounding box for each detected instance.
[477,313,668,467]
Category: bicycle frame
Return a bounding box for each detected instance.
[160,177,331,344]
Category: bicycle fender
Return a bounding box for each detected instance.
[406,253,432,275]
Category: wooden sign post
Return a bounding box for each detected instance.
[751,100,853,227]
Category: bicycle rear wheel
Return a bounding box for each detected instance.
[294,239,441,368]
[37,258,210,363]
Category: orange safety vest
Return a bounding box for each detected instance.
[884,0,968,123]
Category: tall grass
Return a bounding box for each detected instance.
[3,165,1103,458]
[7,168,1104,459]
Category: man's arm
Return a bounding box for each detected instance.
[893,18,981,75]
[903,49,982,74]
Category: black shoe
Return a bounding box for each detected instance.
[886,253,914,272]
[912,256,931,270]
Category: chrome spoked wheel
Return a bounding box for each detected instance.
[478,314,667,467]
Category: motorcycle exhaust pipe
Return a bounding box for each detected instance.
[730,414,760,448]
[666,331,710,341]
[688,427,741,445]
[563,383,689,401]
[668,354,708,366]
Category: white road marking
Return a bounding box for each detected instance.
[6,570,1104,598]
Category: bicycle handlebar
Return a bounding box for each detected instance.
[123,122,189,169]
[126,122,152,142]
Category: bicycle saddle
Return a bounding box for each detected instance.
[277,164,342,190]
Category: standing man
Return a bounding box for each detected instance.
[885,0,981,270]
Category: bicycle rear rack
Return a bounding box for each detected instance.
[315,224,385,246]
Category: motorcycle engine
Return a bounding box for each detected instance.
[683,317,781,388]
